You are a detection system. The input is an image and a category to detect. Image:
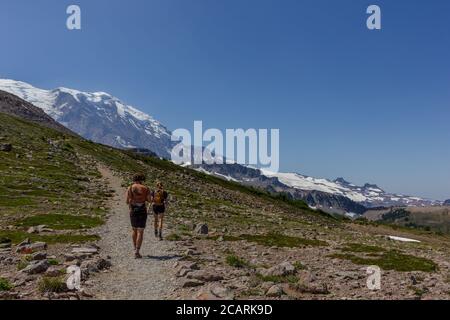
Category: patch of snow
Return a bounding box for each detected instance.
[387,236,421,243]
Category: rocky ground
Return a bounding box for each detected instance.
[1,161,450,300]
[1,110,450,300]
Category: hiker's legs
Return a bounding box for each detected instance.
[136,229,144,252]
[158,214,164,231]
[132,228,138,250]
[153,214,158,231]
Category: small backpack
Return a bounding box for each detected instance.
[153,189,165,205]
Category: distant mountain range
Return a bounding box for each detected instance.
[0,79,173,158]
[0,78,443,214]
[191,164,442,214]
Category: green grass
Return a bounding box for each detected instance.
[409,285,429,298]
[15,214,103,230]
[0,230,99,245]
[331,242,437,272]
[0,278,12,292]
[341,243,386,253]
[226,255,249,268]
[38,276,67,294]
[17,256,31,271]
[256,273,298,284]
[165,233,182,241]
[329,251,437,272]
[293,261,307,270]
[48,259,59,266]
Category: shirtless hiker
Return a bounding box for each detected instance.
[126,173,151,259]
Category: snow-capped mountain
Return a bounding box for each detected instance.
[191,164,441,213]
[0,79,173,158]
[260,170,441,208]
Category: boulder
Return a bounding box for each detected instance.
[30,252,47,261]
[188,270,224,282]
[182,279,204,288]
[22,260,49,274]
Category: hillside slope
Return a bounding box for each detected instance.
[0,111,449,300]
[0,90,74,136]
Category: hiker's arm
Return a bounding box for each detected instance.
[147,189,153,203]
[125,187,132,207]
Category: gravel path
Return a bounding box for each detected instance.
[93,166,180,300]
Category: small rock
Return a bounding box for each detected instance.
[31,252,47,261]
[72,247,98,255]
[27,225,53,234]
[45,266,64,277]
[188,270,224,282]
[79,288,94,298]
[196,284,234,300]
[210,284,234,300]
[261,262,295,277]
[177,268,192,278]
[195,224,209,235]
[182,279,204,288]
[0,144,12,152]
[266,285,283,297]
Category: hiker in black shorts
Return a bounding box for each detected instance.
[126,173,151,259]
[151,181,168,240]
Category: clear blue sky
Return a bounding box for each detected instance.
[1,0,449,200]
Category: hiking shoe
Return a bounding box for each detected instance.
[158,230,163,241]
[154,229,158,238]
[135,252,142,259]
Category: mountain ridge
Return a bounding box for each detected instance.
[0,79,173,158]
[192,163,442,214]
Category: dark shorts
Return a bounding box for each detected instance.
[130,205,148,229]
[153,205,165,215]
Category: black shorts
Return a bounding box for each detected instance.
[153,205,165,215]
[130,205,148,229]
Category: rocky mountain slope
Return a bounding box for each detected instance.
[0,79,173,158]
[1,100,449,300]
[193,164,442,214]
[0,90,74,136]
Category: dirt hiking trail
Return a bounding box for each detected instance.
[93,166,179,300]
